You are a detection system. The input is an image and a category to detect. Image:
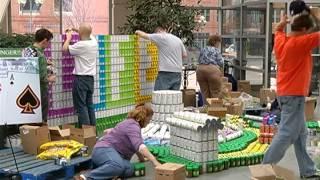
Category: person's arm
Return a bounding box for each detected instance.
[136,151,146,162]
[135,30,150,40]
[304,32,320,50]
[181,43,187,59]
[216,50,224,68]
[275,15,289,32]
[138,144,161,167]
[126,123,161,167]
[62,31,73,52]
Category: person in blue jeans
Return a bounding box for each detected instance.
[63,24,98,126]
[135,27,187,90]
[74,103,161,180]
[262,6,320,179]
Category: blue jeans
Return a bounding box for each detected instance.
[263,96,316,177]
[85,147,134,180]
[154,71,181,91]
[73,75,96,126]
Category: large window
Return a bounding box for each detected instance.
[54,0,73,13]
[19,0,42,14]
[222,9,241,35]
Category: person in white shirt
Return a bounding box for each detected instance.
[135,27,187,90]
[63,23,98,127]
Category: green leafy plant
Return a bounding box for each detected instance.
[0,33,34,48]
[119,0,202,45]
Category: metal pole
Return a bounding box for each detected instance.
[59,0,63,34]
[30,0,32,33]
[264,1,271,88]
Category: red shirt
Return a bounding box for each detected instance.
[275,31,320,96]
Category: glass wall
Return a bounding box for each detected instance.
[220,0,267,85]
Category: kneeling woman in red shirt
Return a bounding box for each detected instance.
[76,103,161,180]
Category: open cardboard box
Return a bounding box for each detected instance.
[249,164,296,180]
[65,125,96,153]
[19,125,50,155]
[49,126,70,141]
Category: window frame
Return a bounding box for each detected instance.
[54,0,73,15]
[19,0,42,15]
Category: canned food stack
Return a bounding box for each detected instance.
[165,112,221,172]
[44,34,158,132]
[306,121,320,168]
[141,123,170,145]
[259,114,277,144]
[151,91,184,123]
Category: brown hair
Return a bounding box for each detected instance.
[291,14,314,31]
[128,103,154,127]
[207,35,221,47]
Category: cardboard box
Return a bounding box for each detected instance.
[260,88,276,105]
[223,83,232,92]
[19,125,50,155]
[155,163,185,180]
[230,91,241,98]
[207,107,227,118]
[225,103,243,116]
[238,80,251,94]
[207,98,223,107]
[305,97,317,121]
[249,164,296,180]
[68,125,96,153]
[222,77,229,83]
[181,89,196,107]
[49,126,70,141]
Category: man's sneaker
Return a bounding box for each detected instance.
[301,170,320,179]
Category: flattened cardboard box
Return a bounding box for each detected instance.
[155,163,185,180]
[19,125,50,155]
[249,164,296,180]
[305,97,316,121]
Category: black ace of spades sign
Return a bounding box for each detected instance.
[16,85,40,114]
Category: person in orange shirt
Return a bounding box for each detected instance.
[262,10,320,178]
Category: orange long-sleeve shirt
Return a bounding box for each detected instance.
[275,31,320,96]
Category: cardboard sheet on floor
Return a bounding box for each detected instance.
[249,164,296,180]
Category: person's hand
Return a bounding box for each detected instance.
[280,14,289,25]
[47,58,54,66]
[103,128,113,135]
[152,160,161,167]
[48,75,56,83]
[71,28,79,33]
[65,29,73,40]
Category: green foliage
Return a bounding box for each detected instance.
[120,0,201,45]
[0,33,34,48]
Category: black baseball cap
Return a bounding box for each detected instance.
[289,0,310,16]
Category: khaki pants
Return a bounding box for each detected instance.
[196,64,222,104]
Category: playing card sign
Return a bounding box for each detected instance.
[16,85,40,114]
[0,57,42,125]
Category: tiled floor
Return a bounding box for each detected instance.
[131,146,301,180]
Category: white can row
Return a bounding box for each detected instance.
[170,124,217,142]
[151,104,184,113]
[173,111,217,125]
[152,90,183,105]
[170,145,218,163]
[170,135,217,153]
[152,113,173,122]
